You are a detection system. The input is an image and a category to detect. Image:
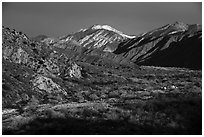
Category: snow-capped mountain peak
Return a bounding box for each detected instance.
[91,24,136,39]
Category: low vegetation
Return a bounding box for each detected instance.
[3,63,202,135]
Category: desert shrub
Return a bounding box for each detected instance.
[2,84,10,90]
[9,115,35,130]
[82,107,102,118]
[100,93,107,99]
[104,111,120,120]
[89,94,99,101]
[44,109,66,119]
[24,96,40,113]
[108,90,120,98]
[59,107,80,118]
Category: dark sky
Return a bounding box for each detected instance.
[2,2,202,38]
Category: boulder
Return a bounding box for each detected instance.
[67,62,82,79]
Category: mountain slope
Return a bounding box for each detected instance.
[41,25,138,67]
[41,22,202,69]
[114,22,202,69]
[43,24,135,49]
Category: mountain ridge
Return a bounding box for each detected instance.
[3,22,202,70]
[38,22,201,69]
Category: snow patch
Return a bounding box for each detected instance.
[103,47,114,52]
[79,34,94,45]
[79,28,87,32]
[168,31,179,35]
[168,30,185,35]
[92,25,136,39]
[159,24,171,31]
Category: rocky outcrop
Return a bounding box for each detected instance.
[32,75,67,95]
[67,62,82,79]
[2,27,84,107]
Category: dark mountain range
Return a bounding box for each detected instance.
[2,23,202,135]
[115,22,202,69]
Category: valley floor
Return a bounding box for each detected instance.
[2,65,202,135]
